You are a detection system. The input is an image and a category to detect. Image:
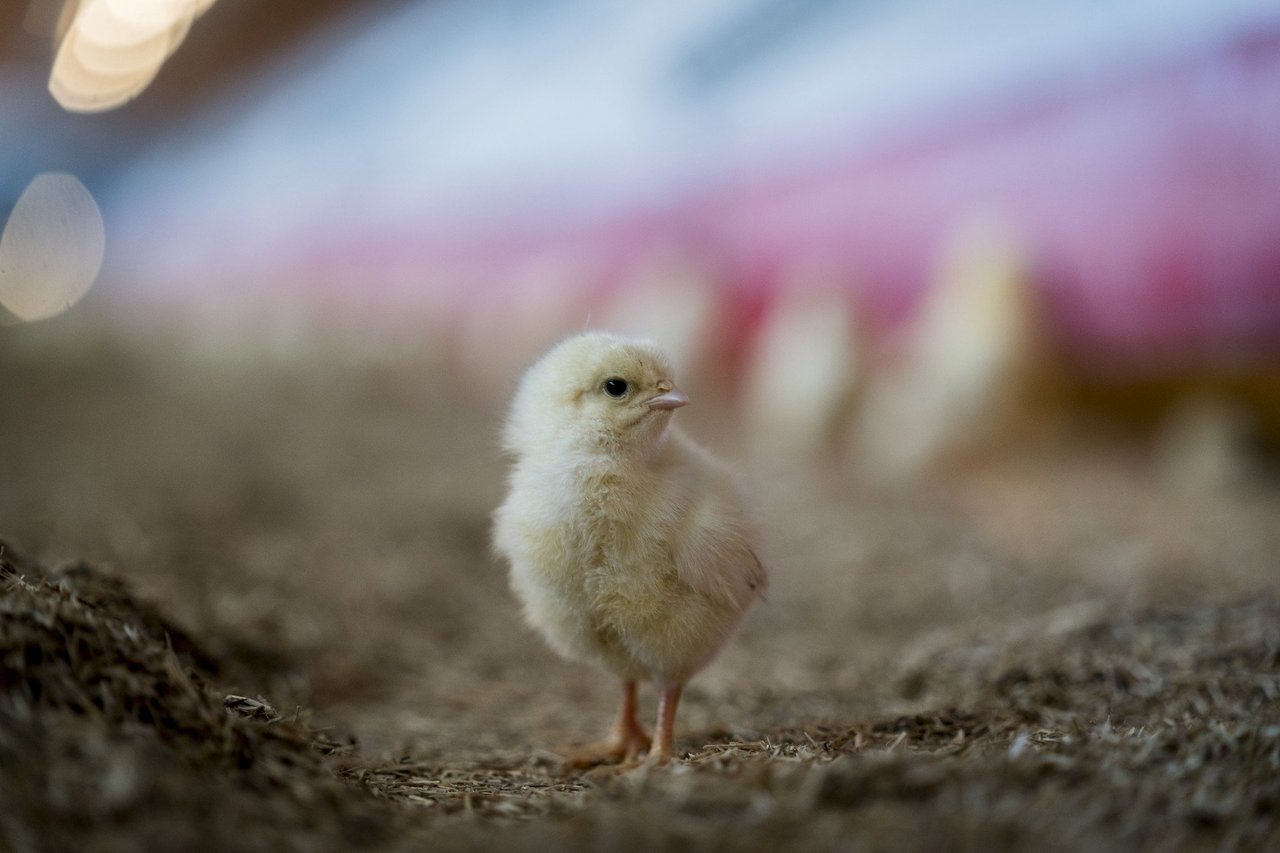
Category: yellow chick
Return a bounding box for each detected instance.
[493,332,767,765]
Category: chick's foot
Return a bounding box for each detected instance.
[561,727,652,768]
[562,679,651,768]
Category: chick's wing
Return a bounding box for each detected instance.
[664,443,768,611]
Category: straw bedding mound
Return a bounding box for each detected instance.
[0,545,401,853]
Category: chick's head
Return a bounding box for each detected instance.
[505,332,689,457]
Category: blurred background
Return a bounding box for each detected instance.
[3,0,1280,478]
[3,3,1280,842]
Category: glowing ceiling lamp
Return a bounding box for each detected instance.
[49,0,217,113]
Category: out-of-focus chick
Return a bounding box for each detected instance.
[855,215,1049,476]
[744,272,862,465]
[493,332,767,766]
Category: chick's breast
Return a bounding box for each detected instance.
[495,433,765,684]
[493,459,617,671]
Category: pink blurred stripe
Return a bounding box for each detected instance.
[688,28,1280,369]
[158,27,1280,372]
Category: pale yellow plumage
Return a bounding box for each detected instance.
[493,332,767,764]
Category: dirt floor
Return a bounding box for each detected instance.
[2,317,1279,851]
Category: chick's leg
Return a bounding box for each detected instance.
[562,679,651,767]
[647,682,684,765]
[608,679,652,760]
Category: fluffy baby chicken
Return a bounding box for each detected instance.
[493,332,767,765]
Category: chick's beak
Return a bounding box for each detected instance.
[646,385,689,411]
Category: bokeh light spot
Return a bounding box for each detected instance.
[0,173,105,325]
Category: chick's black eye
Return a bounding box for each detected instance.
[603,378,629,398]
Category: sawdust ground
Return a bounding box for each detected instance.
[1,321,1278,851]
